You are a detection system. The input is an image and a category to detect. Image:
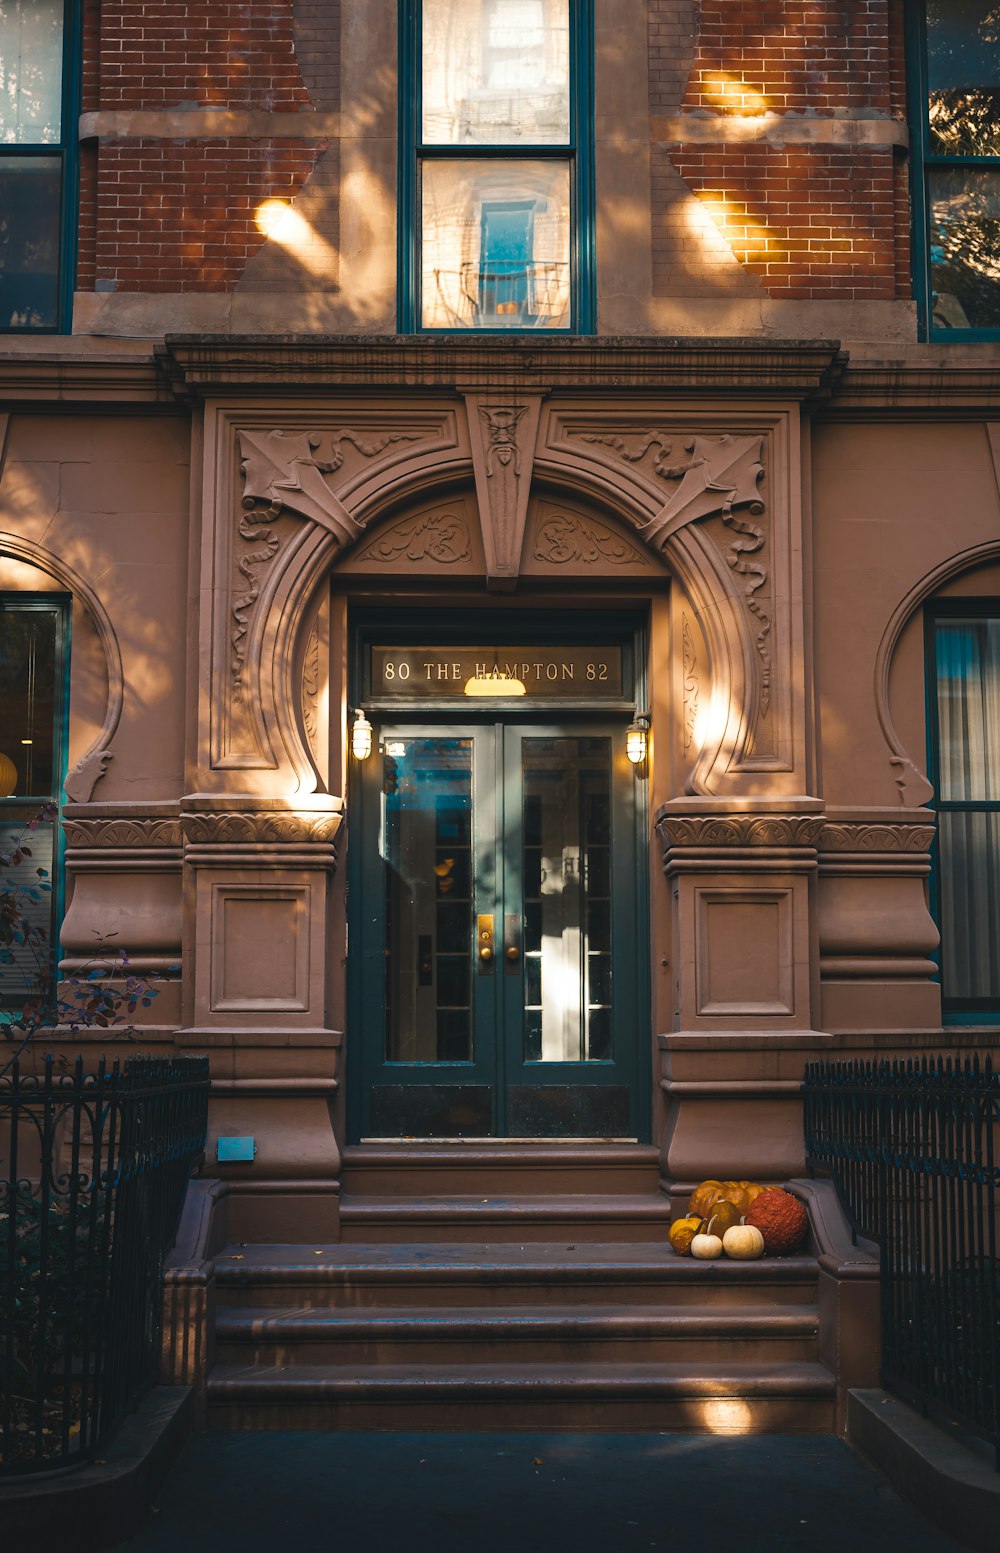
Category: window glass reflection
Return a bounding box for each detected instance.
[381,738,474,1063]
[421,158,571,328]
[926,0,1000,156]
[930,167,1000,329]
[0,159,61,329]
[422,0,570,146]
[521,737,612,1064]
[0,0,64,143]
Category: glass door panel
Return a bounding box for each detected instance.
[520,736,612,1063]
[383,737,475,1063]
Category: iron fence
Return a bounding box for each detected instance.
[0,1053,209,1474]
[803,1054,1000,1465]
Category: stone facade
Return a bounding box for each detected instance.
[1,1,998,1243]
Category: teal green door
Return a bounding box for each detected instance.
[350,717,644,1140]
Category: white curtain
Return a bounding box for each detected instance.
[935,620,1000,999]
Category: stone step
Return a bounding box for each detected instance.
[338,1194,673,1243]
[213,1243,820,1310]
[214,1302,820,1366]
[341,1144,662,1198]
[206,1359,837,1432]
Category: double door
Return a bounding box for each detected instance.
[351,717,645,1139]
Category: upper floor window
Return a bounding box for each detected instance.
[399,0,593,332]
[928,605,1000,1016]
[0,0,76,331]
[914,2,1000,336]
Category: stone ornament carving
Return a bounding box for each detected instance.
[820,822,936,853]
[587,431,770,713]
[182,810,343,846]
[465,393,544,589]
[238,428,421,544]
[62,817,183,848]
[232,510,281,702]
[481,405,526,474]
[657,813,826,849]
[532,513,646,567]
[301,622,321,747]
[355,510,472,565]
[682,613,699,754]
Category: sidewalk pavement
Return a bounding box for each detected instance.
[116,1430,970,1553]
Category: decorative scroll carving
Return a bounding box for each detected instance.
[532,514,646,567]
[582,431,771,712]
[355,511,472,565]
[820,822,936,854]
[62,817,182,848]
[301,623,321,746]
[465,393,544,589]
[182,810,343,846]
[238,428,420,544]
[232,510,281,702]
[682,613,699,753]
[657,813,825,849]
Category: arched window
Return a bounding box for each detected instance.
[927,601,1000,1015]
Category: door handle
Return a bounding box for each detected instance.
[477,914,495,973]
[504,914,521,973]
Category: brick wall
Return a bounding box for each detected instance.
[80,1,340,295]
[93,140,329,293]
[648,0,910,303]
[97,2,314,110]
[665,145,897,300]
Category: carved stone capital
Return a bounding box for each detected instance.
[62,816,183,849]
[657,812,826,850]
[819,821,936,854]
[181,809,344,847]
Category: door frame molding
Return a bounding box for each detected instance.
[345,606,652,1143]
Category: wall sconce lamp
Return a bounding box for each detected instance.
[351,708,373,761]
[626,712,650,767]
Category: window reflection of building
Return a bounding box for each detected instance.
[922,1,1000,331]
[421,160,571,328]
[413,0,581,331]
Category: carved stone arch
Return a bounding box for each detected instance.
[531,434,765,795]
[875,539,1000,806]
[0,532,124,801]
[240,437,767,798]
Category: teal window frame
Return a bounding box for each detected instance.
[397,0,595,334]
[908,4,1000,341]
[925,599,1000,1023]
[0,593,72,1020]
[0,0,81,334]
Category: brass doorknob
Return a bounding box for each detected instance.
[505,946,519,962]
[479,945,493,961]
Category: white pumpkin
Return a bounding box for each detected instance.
[690,1233,723,1260]
[722,1224,765,1260]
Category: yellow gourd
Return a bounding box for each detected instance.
[668,1216,702,1256]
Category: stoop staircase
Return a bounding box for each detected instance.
[202,1147,837,1432]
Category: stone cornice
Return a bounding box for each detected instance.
[157,335,849,401]
[0,348,166,405]
[3,339,1000,415]
[818,359,1000,416]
